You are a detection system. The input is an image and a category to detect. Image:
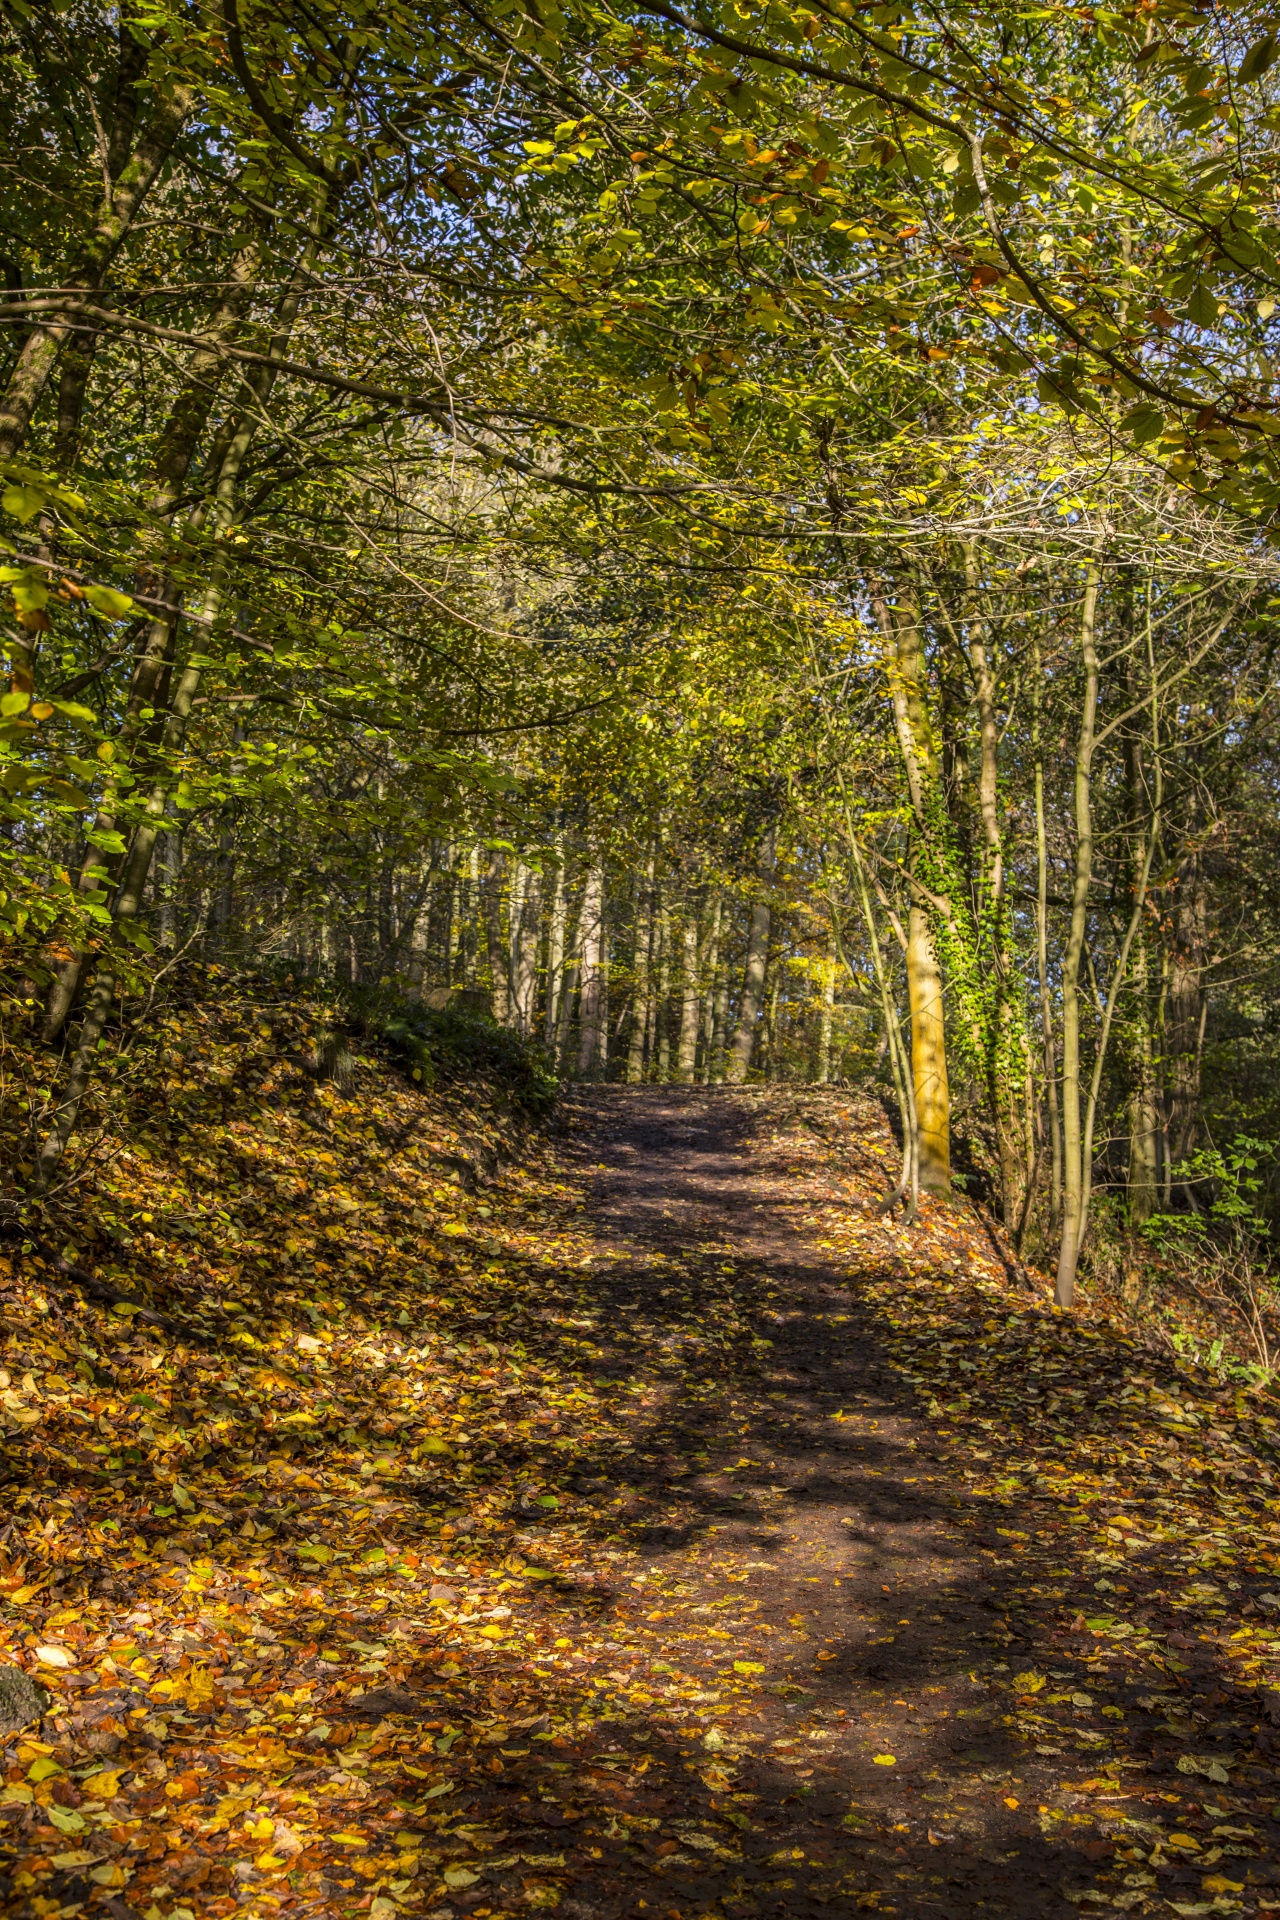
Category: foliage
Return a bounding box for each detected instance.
[1146,1136,1277,1252]
[348,984,559,1116]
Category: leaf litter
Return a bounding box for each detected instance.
[0,1030,1278,1920]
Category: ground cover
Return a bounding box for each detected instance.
[2,1055,1279,1920]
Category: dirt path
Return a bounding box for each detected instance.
[510,1086,1091,1920]
[11,1059,1277,1920]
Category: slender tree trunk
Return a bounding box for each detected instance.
[408,856,436,986]
[1056,559,1103,1309]
[816,941,837,1084]
[879,586,955,1179]
[482,852,510,1025]
[655,897,672,1081]
[906,904,950,1192]
[577,854,606,1075]
[1128,928,1159,1225]
[39,241,305,1042]
[676,903,700,1082]
[709,924,729,1084]
[156,832,180,950]
[545,834,567,1047]
[701,892,722,1084]
[839,819,919,1221]
[1032,643,1063,1237]
[507,860,529,1030]
[959,540,1028,1225]
[1167,844,1208,1172]
[626,851,655,1084]
[728,826,776,1083]
[555,893,581,1069]
[514,869,542,1037]
[1123,611,1159,1226]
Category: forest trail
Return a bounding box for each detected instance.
[520,1087,1112,1920]
[503,1086,1280,1920]
[5,1068,1279,1920]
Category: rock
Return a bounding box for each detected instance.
[0,1664,50,1737]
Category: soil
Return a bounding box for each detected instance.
[439,1085,1120,1920]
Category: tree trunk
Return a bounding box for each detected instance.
[1167,844,1208,1173]
[906,904,950,1192]
[655,898,672,1080]
[482,852,510,1025]
[577,855,606,1075]
[1127,935,1160,1226]
[1056,560,1102,1309]
[156,832,180,950]
[816,942,836,1083]
[727,826,776,1083]
[879,587,955,1182]
[626,851,655,1084]
[709,925,729,1084]
[1032,645,1063,1237]
[514,869,542,1037]
[545,834,567,1047]
[701,892,723,1084]
[555,894,581,1068]
[676,904,700,1082]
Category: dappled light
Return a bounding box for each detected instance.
[5,1063,1279,1919]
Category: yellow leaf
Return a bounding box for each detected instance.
[34,1644,74,1667]
[873,1754,896,1766]
[1202,1876,1245,1893]
[82,1770,124,1802]
[215,1792,255,1821]
[176,1666,216,1708]
[1011,1670,1045,1693]
[478,1624,505,1640]
[90,1864,132,1888]
[332,1832,368,1848]
[733,1660,764,1674]
[27,1758,62,1782]
[444,1868,481,1889]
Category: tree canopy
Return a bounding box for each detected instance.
[5,0,1280,1315]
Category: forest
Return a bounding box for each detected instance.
[4,5,1280,1920]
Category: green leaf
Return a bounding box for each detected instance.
[83,584,134,620]
[1121,404,1166,445]
[47,1804,88,1836]
[0,691,30,718]
[2,484,46,523]
[1186,281,1220,328]
[1239,32,1277,83]
[50,699,98,726]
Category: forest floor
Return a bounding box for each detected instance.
[3,1046,1280,1920]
